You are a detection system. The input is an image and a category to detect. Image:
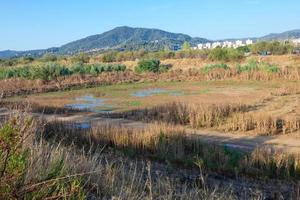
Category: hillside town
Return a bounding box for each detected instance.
[192,38,300,50]
[194,39,253,50]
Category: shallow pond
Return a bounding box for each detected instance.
[65,95,113,113]
[132,88,167,97]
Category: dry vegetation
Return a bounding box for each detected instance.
[2,54,300,199]
[1,112,238,199]
[1,60,300,98]
[42,120,300,181]
[4,111,299,199]
[115,101,300,135]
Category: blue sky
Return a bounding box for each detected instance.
[1,0,300,51]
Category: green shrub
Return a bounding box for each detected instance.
[260,62,280,73]
[208,48,244,62]
[236,59,259,72]
[0,62,126,81]
[135,59,161,73]
[202,63,230,73]
[237,59,280,73]
[251,41,295,55]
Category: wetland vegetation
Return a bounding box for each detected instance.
[2,52,300,199]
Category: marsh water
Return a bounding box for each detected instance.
[63,88,185,113]
[65,95,113,113]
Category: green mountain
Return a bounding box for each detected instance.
[0,27,209,58]
[259,29,300,41]
[1,27,300,58]
[59,26,209,54]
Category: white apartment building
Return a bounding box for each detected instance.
[205,42,212,49]
[197,43,204,49]
[234,40,244,48]
[196,39,254,50]
[212,42,222,48]
[246,39,253,45]
[222,41,233,48]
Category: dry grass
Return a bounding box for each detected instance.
[121,55,300,71]
[1,65,300,98]
[44,121,300,180]
[0,112,241,199]
[115,101,300,135]
[1,109,300,199]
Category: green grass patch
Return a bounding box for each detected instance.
[202,63,230,74]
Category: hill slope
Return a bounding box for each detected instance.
[59,26,209,54]
[1,27,300,58]
[259,29,300,41]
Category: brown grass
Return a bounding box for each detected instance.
[1,109,300,199]
[114,101,300,135]
[43,120,300,181]
[1,65,300,98]
[0,111,250,199]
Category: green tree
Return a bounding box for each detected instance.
[182,42,190,50]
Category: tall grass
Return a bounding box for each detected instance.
[0,112,247,199]
[0,113,86,199]
[44,121,300,181]
[117,102,300,135]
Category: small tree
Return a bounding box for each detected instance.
[182,42,190,51]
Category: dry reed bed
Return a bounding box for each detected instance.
[3,112,283,199]
[1,112,241,199]
[2,111,300,199]
[116,102,300,135]
[1,67,300,98]
[0,100,83,115]
[44,121,300,180]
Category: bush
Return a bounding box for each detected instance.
[251,41,295,55]
[202,63,230,73]
[236,59,259,72]
[237,59,280,73]
[135,59,161,73]
[208,48,244,62]
[260,62,280,73]
[0,63,126,81]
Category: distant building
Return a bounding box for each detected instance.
[246,39,253,45]
[195,39,255,50]
[197,43,204,49]
[205,42,212,49]
[222,41,233,48]
[212,42,222,49]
